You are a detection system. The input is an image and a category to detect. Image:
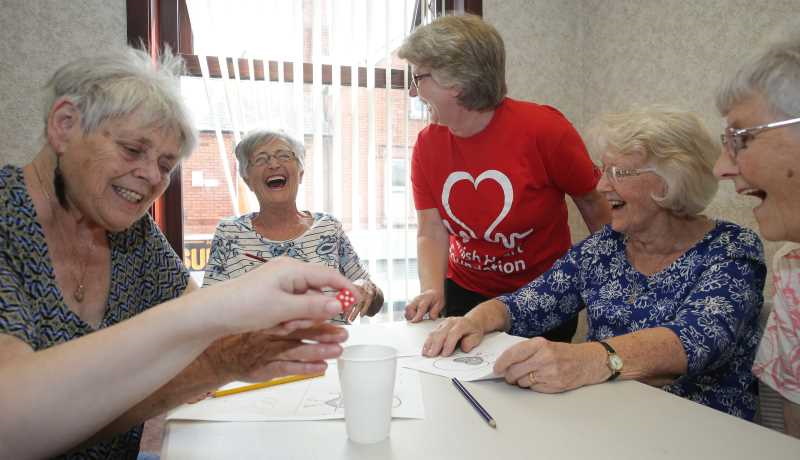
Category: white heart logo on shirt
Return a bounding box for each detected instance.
[441,170,532,249]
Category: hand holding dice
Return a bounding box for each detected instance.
[343,280,385,322]
[336,288,357,311]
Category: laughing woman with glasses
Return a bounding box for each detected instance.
[714,31,800,438]
[203,130,384,322]
[423,108,767,420]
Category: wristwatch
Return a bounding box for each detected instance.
[598,341,623,381]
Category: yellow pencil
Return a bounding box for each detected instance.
[211,372,324,398]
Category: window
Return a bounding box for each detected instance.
[129,0,482,321]
[179,0,428,320]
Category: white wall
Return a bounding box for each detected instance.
[486,0,800,281]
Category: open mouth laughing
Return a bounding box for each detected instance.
[608,198,625,210]
[112,185,144,203]
[266,175,288,189]
[738,187,766,203]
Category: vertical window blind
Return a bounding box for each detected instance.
[179,0,458,321]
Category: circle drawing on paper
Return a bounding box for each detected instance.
[433,354,490,371]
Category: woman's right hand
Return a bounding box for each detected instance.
[405,289,445,322]
[202,257,356,336]
[421,316,485,357]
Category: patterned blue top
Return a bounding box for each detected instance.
[498,221,765,419]
[0,165,189,459]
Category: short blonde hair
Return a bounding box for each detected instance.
[587,108,719,216]
[397,15,506,111]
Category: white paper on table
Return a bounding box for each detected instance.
[343,321,426,357]
[402,332,528,381]
[166,365,424,421]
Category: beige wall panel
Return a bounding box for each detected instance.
[0,0,126,166]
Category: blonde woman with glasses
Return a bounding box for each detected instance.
[423,108,766,420]
[714,30,800,437]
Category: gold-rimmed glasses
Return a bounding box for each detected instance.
[721,116,800,159]
[411,73,432,92]
[249,149,296,168]
[602,165,657,183]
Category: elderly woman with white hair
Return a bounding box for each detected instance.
[423,108,766,419]
[714,31,800,437]
[203,130,383,321]
[0,48,355,459]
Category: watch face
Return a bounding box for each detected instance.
[609,354,624,371]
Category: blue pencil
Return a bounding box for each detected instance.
[451,377,497,428]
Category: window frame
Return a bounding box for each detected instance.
[126,0,482,256]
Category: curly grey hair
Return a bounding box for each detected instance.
[587,107,719,217]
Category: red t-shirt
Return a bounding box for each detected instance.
[411,98,600,297]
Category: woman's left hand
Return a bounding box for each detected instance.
[347,279,384,321]
[202,323,348,384]
[493,338,607,393]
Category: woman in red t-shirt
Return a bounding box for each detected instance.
[398,15,609,343]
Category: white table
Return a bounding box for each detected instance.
[162,321,800,459]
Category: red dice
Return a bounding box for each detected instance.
[336,288,356,310]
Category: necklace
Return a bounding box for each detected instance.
[32,161,94,303]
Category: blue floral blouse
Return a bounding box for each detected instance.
[498,221,766,419]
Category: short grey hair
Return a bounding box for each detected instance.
[716,28,800,123]
[587,107,719,217]
[43,46,197,158]
[234,129,306,179]
[397,14,506,111]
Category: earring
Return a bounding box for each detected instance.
[54,156,69,209]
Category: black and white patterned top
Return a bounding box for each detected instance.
[203,212,370,296]
[0,165,189,459]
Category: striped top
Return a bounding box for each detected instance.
[203,212,370,318]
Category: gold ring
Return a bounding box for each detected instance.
[528,371,536,385]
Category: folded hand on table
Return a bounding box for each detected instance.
[202,323,349,384]
[493,337,603,393]
[421,316,486,357]
[404,288,446,322]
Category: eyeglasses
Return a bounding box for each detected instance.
[411,73,432,92]
[721,116,800,159]
[601,165,657,183]
[250,149,296,167]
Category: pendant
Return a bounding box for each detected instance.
[74,284,86,302]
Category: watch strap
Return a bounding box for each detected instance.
[598,341,620,381]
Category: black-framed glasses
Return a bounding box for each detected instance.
[601,165,657,184]
[721,116,800,159]
[411,73,432,92]
[250,149,296,167]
